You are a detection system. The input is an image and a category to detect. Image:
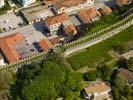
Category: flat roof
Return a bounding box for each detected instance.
[0,33,24,63]
[0,12,23,32]
[15,41,31,59]
[70,15,81,26]
[21,4,54,23]
[39,38,53,52]
[53,0,87,10]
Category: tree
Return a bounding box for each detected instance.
[100,65,112,80]
[113,74,126,92]
[84,70,98,81]
[0,71,13,99]
[128,57,133,71]
[123,85,133,97]
[112,86,120,100]
[117,58,128,68]
[112,43,124,54]
[54,44,65,53]
[11,53,83,100]
[119,95,127,100]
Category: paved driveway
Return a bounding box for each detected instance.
[0,12,23,32]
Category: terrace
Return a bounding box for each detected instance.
[0,12,23,32]
[21,4,54,24]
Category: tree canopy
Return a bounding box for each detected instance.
[11,53,83,100]
[0,71,13,99]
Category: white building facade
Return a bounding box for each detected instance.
[19,0,36,7]
[53,0,94,14]
[45,13,70,35]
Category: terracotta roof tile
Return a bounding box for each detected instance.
[53,0,87,9]
[49,37,60,45]
[39,38,53,52]
[45,13,70,26]
[64,25,77,36]
[78,7,101,24]
[0,33,24,63]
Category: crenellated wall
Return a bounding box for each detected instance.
[0,14,133,72]
[64,14,133,56]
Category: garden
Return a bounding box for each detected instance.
[65,14,133,49]
[67,26,133,70]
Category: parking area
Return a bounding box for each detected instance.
[0,21,47,54]
[0,12,24,32]
[17,30,47,55]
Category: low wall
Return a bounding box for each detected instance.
[0,52,47,71]
[64,15,133,56]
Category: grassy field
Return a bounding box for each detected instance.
[65,13,133,49]
[67,26,133,70]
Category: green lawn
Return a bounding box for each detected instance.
[67,26,133,70]
[65,12,133,49]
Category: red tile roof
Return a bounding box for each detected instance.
[39,38,53,52]
[0,33,24,63]
[49,37,60,45]
[53,0,87,9]
[64,25,77,36]
[45,13,70,26]
[99,6,112,15]
[78,7,101,24]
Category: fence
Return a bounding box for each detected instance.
[64,14,133,56]
[0,14,133,72]
[0,52,47,71]
[65,14,133,49]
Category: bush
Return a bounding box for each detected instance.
[112,86,120,100]
[117,58,128,68]
[112,43,124,54]
[99,64,113,81]
[11,53,83,100]
[84,70,97,81]
[67,26,133,70]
